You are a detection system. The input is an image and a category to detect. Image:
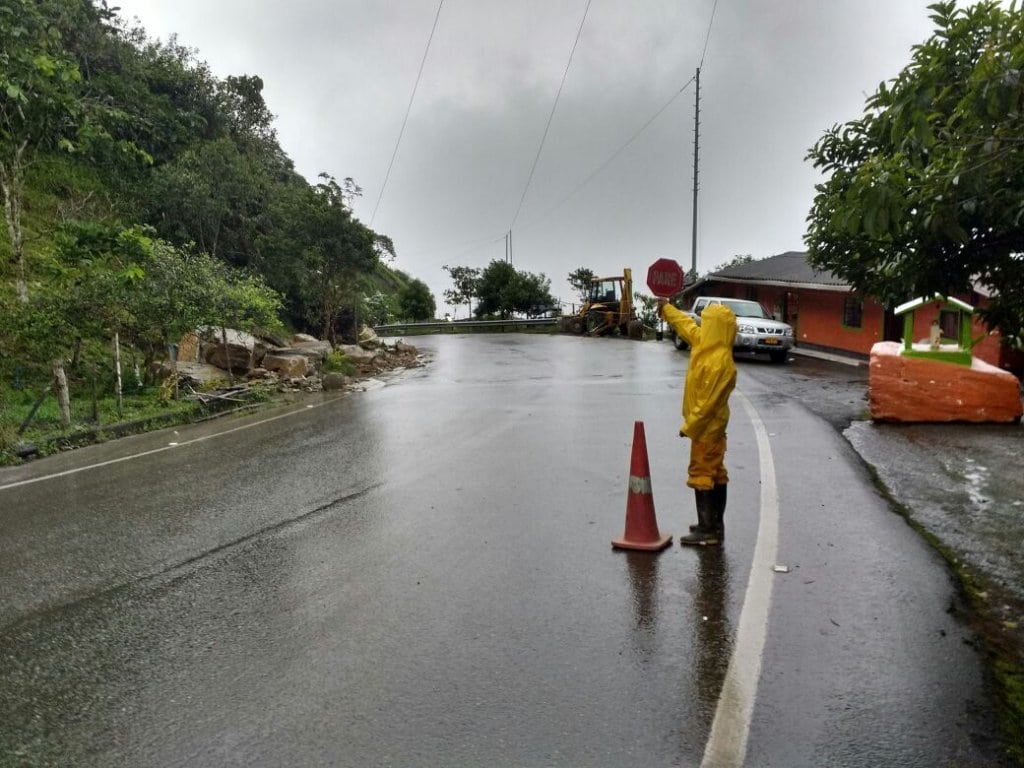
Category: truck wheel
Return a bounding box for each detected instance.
[567,317,584,334]
[626,320,644,339]
[673,334,688,351]
[586,311,607,336]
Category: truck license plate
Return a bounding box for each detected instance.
[763,337,779,345]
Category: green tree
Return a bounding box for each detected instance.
[216,74,279,154]
[398,278,436,321]
[515,270,557,316]
[362,291,397,326]
[474,260,556,319]
[298,174,379,343]
[805,0,1024,347]
[567,267,595,303]
[0,0,420,403]
[711,254,753,274]
[633,292,659,328]
[7,221,158,426]
[442,264,481,319]
[123,236,223,374]
[19,221,282,387]
[0,0,83,301]
[144,136,266,263]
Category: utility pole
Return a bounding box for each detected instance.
[691,67,700,279]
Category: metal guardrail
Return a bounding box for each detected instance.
[374,318,560,335]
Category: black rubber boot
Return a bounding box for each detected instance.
[680,489,720,546]
[711,483,726,540]
[689,484,727,539]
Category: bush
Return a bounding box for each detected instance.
[323,351,356,376]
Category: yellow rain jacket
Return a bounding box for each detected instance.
[660,302,737,442]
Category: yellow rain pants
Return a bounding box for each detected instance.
[688,437,729,491]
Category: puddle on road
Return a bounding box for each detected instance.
[955,457,991,509]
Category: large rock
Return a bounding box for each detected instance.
[335,343,379,364]
[262,352,310,378]
[287,339,333,364]
[151,361,227,386]
[246,367,275,381]
[358,325,383,349]
[322,372,351,391]
[869,341,1022,423]
[202,328,265,373]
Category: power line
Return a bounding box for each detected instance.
[700,0,720,68]
[513,1,717,237]
[396,70,697,275]
[417,1,717,267]
[370,0,445,227]
[509,0,593,232]
[516,75,696,234]
[401,232,507,267]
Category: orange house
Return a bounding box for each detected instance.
[680,251,1022,378]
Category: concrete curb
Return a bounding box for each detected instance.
[790,346,866,367]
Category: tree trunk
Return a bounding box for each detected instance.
[0,140,29,303]
[53,361,71,429]
[113,332,123,418]
[89,373,99,423]
[171,341,179,399]
[323,298,336,345]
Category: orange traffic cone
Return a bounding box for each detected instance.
[612,421,672,551]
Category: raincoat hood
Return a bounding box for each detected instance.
[697,304,737,350]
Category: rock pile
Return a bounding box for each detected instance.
[165,326,422,393]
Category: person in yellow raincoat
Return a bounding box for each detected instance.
[658,298,737,545]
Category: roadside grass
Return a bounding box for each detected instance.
[0,382,276,466]
[0,331,422,465]
[862,462,1024,765]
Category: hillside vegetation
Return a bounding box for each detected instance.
[0,0,435,458]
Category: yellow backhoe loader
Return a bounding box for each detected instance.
[562,268,643,338]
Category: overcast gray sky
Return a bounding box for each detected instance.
[113,1,949,315]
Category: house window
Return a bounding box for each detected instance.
[843,296,863,329]
[939,309,959,340]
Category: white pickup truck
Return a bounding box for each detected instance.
[671,296,794,363]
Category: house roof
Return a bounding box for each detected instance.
[894,294,975,316]
[688,250,852,293]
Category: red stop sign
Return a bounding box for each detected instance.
[646,258,684,297]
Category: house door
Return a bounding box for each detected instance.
[782,291,799,335]
[883,308,902,342]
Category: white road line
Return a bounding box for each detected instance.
[0,400,336,493]
[701,388,781,768]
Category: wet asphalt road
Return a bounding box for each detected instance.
[0,334,1010,767]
